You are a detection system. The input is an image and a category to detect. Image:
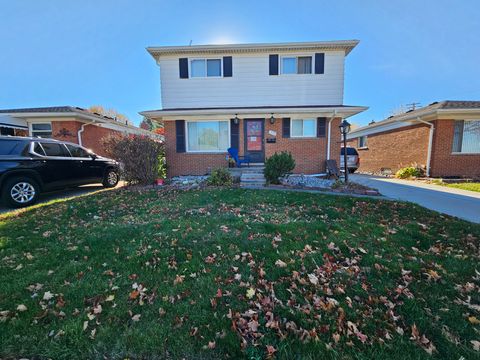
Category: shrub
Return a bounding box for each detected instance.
[264,151,295,184]
[207,168,233,186]
[102,134,165,185]
[395,166,424,179]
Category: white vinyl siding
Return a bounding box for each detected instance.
[159,51,345,108]
[453,120,480,153]
[186,120,229,152]
[291,119,316,137]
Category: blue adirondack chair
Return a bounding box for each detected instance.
[228,147,251,168]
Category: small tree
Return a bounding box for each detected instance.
[102,134,165,185]
[264,151,295,184]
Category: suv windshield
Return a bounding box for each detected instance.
[341,147,359,156]
[0,140,27,155]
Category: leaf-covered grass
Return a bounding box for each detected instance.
[439,182,480,193]
[0,188,479,359]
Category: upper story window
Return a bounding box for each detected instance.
[291,119,316,137]
[191,59,222,77]
[452,120,480,153]
[31,123,52,138]
[281,56,312,74]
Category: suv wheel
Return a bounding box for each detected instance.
[2,176,40,208]
[103,169,119,188]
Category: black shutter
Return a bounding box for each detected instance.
[282,118,290,138]
[223,56,232,77]
[175,120,186,152]
[230,119,239,149]
[269,54,279,75]
[315,53,325,74]
[317,117,326,137]
[452,120,464,152]
[179,58,189,78]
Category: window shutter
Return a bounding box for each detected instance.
[179,58,189,78]
[175,120,186,152]
[223,56,232,77]
[452,120,464,152]
[230,119,239,149]
[269,54,279,75]
[282,118,290,138]
[317,117,326,137]
[315,53,325,74]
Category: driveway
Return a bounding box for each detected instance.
[0,182,124,214]
[350,174,480,223]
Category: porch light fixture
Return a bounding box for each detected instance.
[233,114,239,125]
[269,113,275,124]
[339,119,351,183]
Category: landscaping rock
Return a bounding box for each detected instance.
[280,175,335,189]
[171,176,208,189]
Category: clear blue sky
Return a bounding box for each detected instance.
[1,0,479,126]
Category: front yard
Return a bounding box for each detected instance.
[0,188,479,359]
[437,182,480,193]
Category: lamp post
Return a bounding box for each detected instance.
[339,119,351,183]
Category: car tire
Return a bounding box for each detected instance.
[2,176,40,208]
[348,168,357,174]
[102,169,119,188]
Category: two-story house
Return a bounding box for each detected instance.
[141,40,367,177]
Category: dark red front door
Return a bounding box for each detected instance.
[244,119,264,163]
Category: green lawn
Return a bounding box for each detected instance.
[1,188,479,359]
[439,182,480,193]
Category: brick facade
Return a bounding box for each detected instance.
[164,117,342,177]
[51,120,123,157]
[430,120,480,178]
[348,119,480,178]
[347,124,430,174]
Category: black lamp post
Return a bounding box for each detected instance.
[339,119,351,183]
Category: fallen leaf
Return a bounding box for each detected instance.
[43,291,54,301]
[246,288,255,299]
[132,314,141,322]
[468,316,480,325]
[308,273,319,285]
[275,260,287,268]
[105,295,115,302]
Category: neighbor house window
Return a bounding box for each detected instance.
[358,136,368,148]
[281,56,312,74]
[31,123,52,138]
[452,120,480,153]
[291,119,316,137]
[187,120,229,152]
[190,59,222,77]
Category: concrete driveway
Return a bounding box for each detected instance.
[0,182,124,215]
[350,174,480,223]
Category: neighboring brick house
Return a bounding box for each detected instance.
[346,101,480,178]
[140,40,367,177]
[0,106,157,156]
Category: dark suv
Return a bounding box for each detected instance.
[0,136,119,208]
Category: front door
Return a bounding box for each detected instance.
[244,119,265,163]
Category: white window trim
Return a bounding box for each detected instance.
[280,55,313,75]
[452,119,480,154]
[290,118,317,138]
[185,119,230,153]
[29,121,52,137]
[358,136,368,149]
[189,58,223,78]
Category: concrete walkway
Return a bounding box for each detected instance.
[350,174,480,223]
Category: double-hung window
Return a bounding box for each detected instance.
[358,136,368,148]
[291,119,316,137]
[187,120,229,152]
[31,123,52,138]
[452,120,480,153]
[190,59,222,77]
[282,56,312,74]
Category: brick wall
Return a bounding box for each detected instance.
[430,120,480,178]
[51,121,123,157]
[164,117,342,177]
[347,124,430,174]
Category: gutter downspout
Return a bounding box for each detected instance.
[326,110,337,160]
[414,116,434,177]
[78,121,96,147]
